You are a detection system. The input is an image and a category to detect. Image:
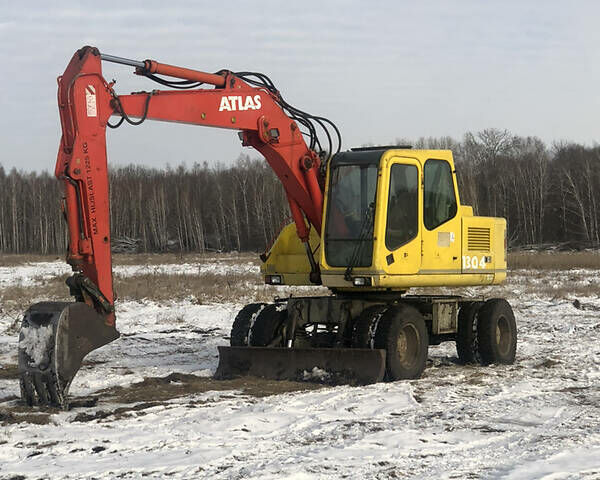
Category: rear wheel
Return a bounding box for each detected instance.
[374,304,428,380]
[456,301,484,364]
[477,298,517,365]
[230,303,266,346]
[249,304,286,347]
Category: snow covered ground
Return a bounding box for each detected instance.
[1,260,600,479]
[0,259,259,289]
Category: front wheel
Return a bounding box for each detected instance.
[374,304,428,380]
[352,305,387,349]
[248,304,286,347]
[230,303,266,346]
[477,298,517,365]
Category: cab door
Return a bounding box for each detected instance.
[378,156,421,275]
[419,158,462,274]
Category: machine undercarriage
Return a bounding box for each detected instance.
[216,293,517,386]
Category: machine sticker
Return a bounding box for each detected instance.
[462,255,486,270]
[82,142,98,235]
[85,85,97,117]
[437,232,451,247]
[218,94,262,112]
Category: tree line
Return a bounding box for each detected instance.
[0,129,598,254]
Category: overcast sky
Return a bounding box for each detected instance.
[1,1,598,172]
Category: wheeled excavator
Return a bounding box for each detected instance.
[18,46,517,409]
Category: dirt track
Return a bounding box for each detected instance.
[0,371,325,426]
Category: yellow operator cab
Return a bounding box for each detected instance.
[262,147,507,291]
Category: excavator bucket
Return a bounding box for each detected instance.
[215,346,386,385]
[18,301,119,409]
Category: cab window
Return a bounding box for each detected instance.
[385,164,418,250]
[424,159,457,230]
[325,163,378,267]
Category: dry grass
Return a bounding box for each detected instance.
[3,250,599,270]
[2,252,600,311]
[508,268,600,298]
[0,271,284,316]
[112,252,260,266]
[0,252,260,267]
[113,271,269,303]
[508,251,600,270]
[0,274,71,330]
[0,254,63,266]
[533,284,600,299]
[0,253,264,313]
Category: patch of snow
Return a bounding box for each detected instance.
[302,366,331,382]
[500,446,600,479]
[247,304,266,345]
[0,260,259,289]
[18,323,53,367]
[0,262,70,288]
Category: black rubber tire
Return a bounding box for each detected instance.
[477,298,517,365]
[230,303,266,346]
[352,305,387,348]
[456,301,484,364]
[248,304,287,347]
[374,304,429,380]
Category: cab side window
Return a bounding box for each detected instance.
[424,159,457,230]
[385,164,418,250]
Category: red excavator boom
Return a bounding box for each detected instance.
[57,46,327,318]
[19,46,337,408]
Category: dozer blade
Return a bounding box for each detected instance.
[215,346,386,385]
[18,301,119,409]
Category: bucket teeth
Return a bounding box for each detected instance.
[19,371,65,408]
[18,302,119,409]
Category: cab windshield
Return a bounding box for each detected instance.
[324,159,378,267]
